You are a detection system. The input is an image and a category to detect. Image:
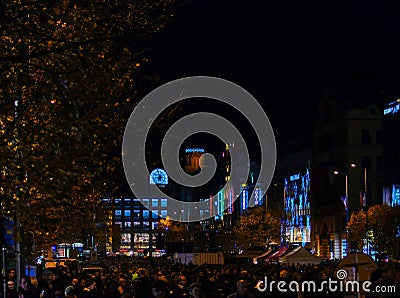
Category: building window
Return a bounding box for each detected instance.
[133,210,141,218]
[152,199,158,208]
[134,233,149,249]
[121,233,131,244]
[124,210,131,218]
[152,210,159,219]
[361,129,371,145]
[124,221,131,229]
[115,209,121,217]
[142,199,149,208]
[160,210,168,218]
[143,210,149,219]
[161,199,167,208]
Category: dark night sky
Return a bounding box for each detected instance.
[141,0,400,142]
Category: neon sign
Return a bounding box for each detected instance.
[185,148,205,153]
[242,189,248,211]
[290,174,300,181]
[384,101,400,115]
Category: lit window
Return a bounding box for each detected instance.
[152,210,159,219]
[121,233,131,243]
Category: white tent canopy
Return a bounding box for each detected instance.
[253,248,273,264]
[337,252,377,281]
[279,246,322,265]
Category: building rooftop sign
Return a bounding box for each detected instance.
[185,148,205,153]
[384,99,400,116]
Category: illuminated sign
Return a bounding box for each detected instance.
[254,187,260,205]
[185,148,205,153]
[242,189,248,211]
[384,101,400,115]
[149,168,168,185]
[393,185,400,206]
[228,189,233,214]
[290,174,300,181]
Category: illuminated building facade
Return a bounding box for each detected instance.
[313,97,383,259]
[383,99,400,206]
[103,168,169,256]
[283,167,311,247]
[184,148,204,174]
[102,196,168,256]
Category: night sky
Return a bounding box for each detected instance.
[141,0,400,142]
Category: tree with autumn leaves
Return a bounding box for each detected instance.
[348,204,400,258]
[231,206,280,251]
[0,0,176,253]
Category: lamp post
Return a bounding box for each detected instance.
[333,171,349,239]
[2,246,7,298]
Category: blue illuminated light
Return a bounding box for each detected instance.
[392,185,400,206]
[228,189,233,214]
[254,187,259,205]
[290,174,300,181]
[149,168,168,185]
[242,189,248,211]
[185,148,205,153]
[284,166,311,245]
[384,101,400,115]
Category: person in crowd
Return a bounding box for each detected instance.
[50,273,64,298]
[64,286,76,298]
[80,279,97,298]
[117,277,133,298]
[52,289,64,298]
[36,273,50,298]
[18,276,40,298]
[74,278,86,298]
[173,274,189,296]
[227,279,255,298]
[151,279,169,298]
[131,271,151,298]
[7,280,18,298]
[189,283,202,298]
[8,270,17,283]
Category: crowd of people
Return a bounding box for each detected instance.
[5,257,400,298]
